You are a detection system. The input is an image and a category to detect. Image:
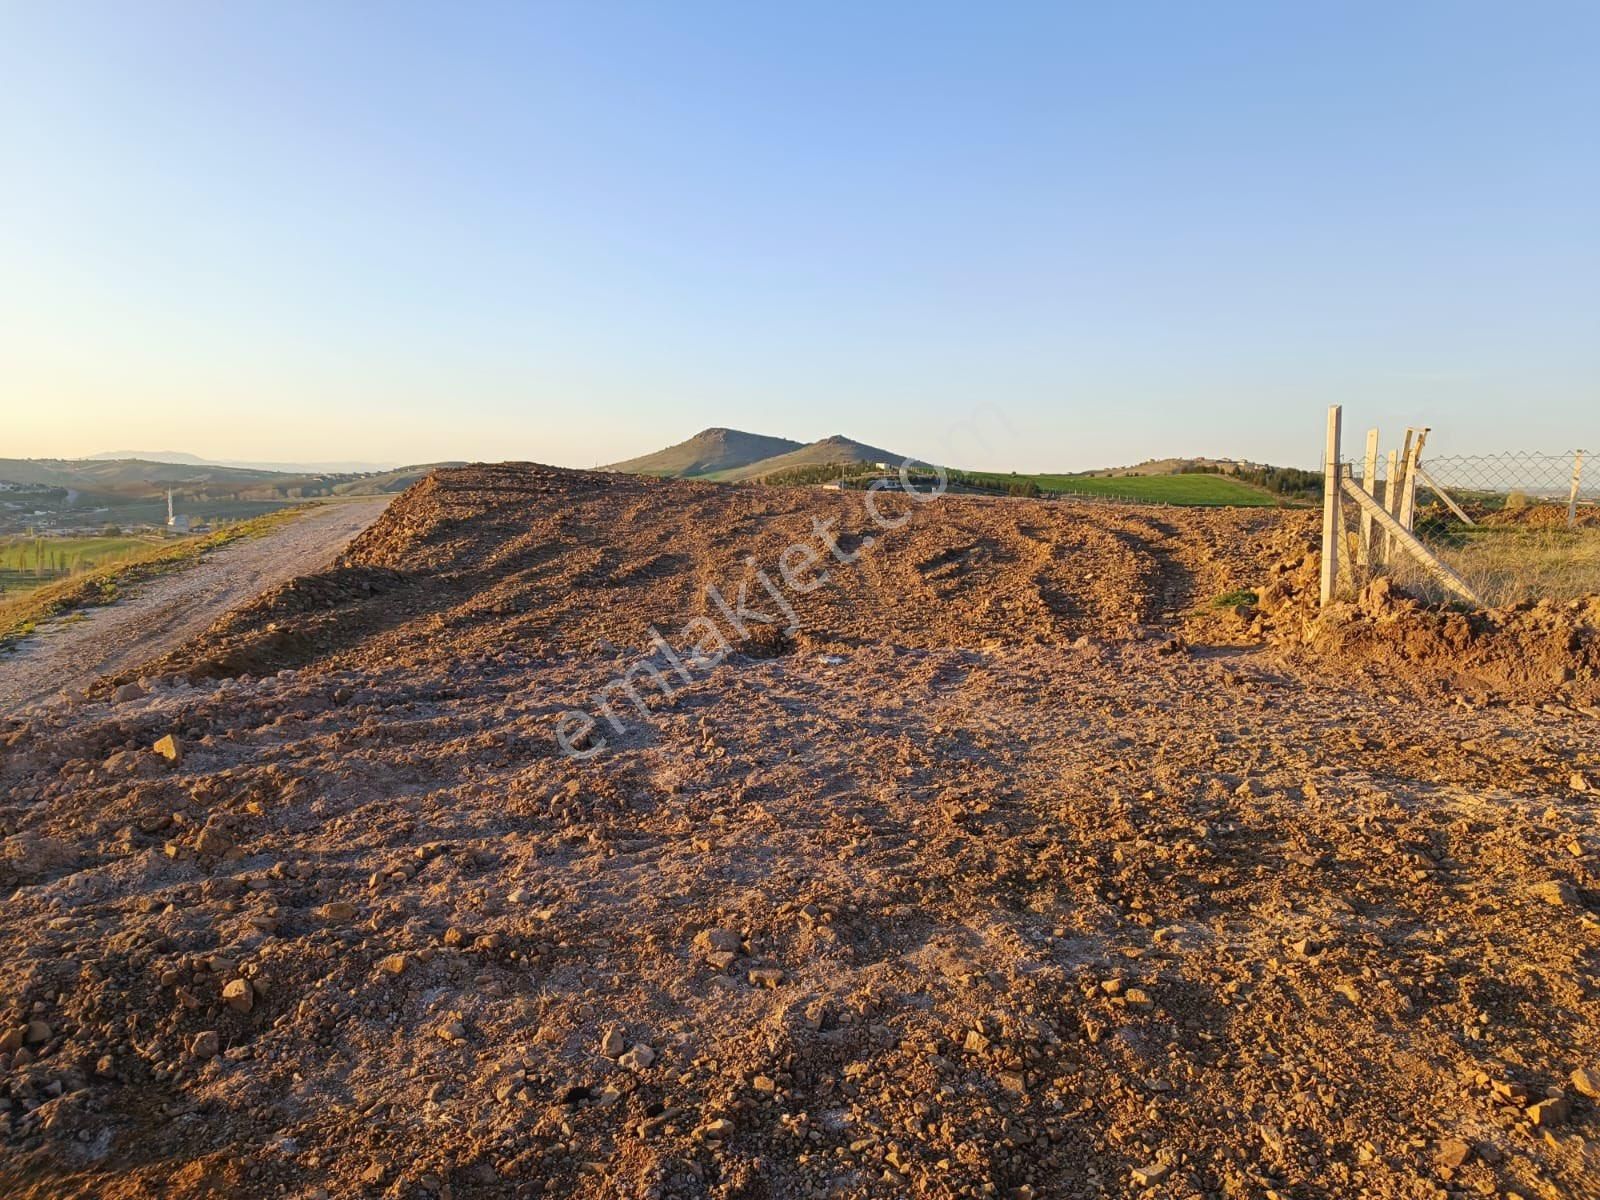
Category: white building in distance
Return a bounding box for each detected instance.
[166,490,191,533]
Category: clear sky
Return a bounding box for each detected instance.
[2,1,1596,471]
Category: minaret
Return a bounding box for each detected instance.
[167,489,175,526]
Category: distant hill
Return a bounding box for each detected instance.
[1084,456,1278,478]
[2,457,461,496]
[1074,457,1322,503]
[88,450,210,465]
[711,435,906,481]
[603,428,804,477]
[333,463,467,495]
[90,451,399,474]
[0,458,296,489]
[0,456,472,536]
[598,430,1304,504]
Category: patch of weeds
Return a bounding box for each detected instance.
[1212,587,1257,608]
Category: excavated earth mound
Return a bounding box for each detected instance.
[133,463,1312,680]
[2,464,1599,1200]
[1245,555,1600,709]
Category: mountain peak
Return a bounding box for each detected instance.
[603,428,805,478]
[604,429,907,482]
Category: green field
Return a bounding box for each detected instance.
[0,508,306,649]
[0,534,166,592]
[952,470,1286,506]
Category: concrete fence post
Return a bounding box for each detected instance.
[1381,448,1401,563]
[1398,427,1428,534]
[1320,405,1342,606]
[1358,428,1379,567]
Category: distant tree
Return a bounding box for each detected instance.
[762,462,867,486]
[1182,461,1321,501]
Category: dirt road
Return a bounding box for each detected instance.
[0,498,390,714]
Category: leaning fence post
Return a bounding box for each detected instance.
[1569,450,1586,529]
[1340,477,1480,605]
[1393,430,1414,520]
[1358,428,1379,567]
[1398,427,1428,534]
[1320,405,1342,606]
[1414,464,1475,527]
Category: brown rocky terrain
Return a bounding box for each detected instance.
[2,464,1598,1200]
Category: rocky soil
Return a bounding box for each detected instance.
[1,464,1598,1200]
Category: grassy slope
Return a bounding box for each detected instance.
[707,436,904,482]
[604,429,805,476]
[333,463,465,495]
[955,470,1284,506]
[0,507,308,651]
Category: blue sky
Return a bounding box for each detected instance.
[2,2,1596,470]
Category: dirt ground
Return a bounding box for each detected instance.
[0,499,392,716]
[1,465,1598,1200]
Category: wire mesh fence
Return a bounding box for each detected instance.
[1331,438,1599,607]
[1411,452,1594,535]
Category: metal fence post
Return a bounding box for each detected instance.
[1569,450,1586,528]
[1320,405,1342,606]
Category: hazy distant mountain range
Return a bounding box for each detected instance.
[0,457,461,539]
[604,428,906,482]
[3,457,442,491]
[90,451,400,474]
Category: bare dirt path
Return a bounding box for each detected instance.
[0,498,391,714]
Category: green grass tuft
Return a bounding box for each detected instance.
[1212,587,1258,608]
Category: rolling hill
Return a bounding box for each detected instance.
[1082,456,1277,478]
[602,428,803,477]
[590,425,1314,506]
[605,430,910,483]
[332,464,467,495]
[91,451,399,473]
[708,435,907,481]
[87,450,211,465]
[0,458,295,489]
[0,457,463,535]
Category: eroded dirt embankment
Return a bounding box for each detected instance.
[134,463,1314,680]
[1233,550,1600,710]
